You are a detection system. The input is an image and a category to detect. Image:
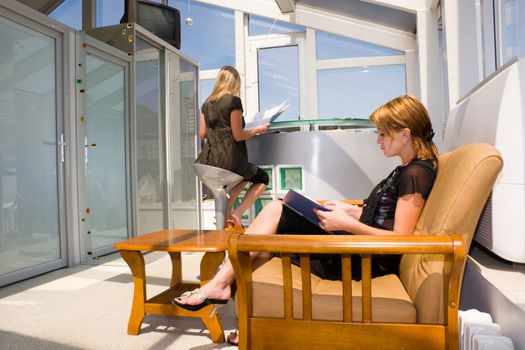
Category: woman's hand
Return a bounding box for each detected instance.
[231,110,270,141]
[323,200,362,219]
[314,208,355,232]
[253,123,270,135]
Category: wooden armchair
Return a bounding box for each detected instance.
[228,143,503,350]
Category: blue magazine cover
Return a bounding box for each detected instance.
[282,190,327,227]
[282,190,347,234]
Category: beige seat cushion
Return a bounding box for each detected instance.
[250,257,416,323]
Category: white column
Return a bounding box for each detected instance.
[235,10,247,103]
[416,7,445,148]
[443,0,481,108]
[305,27,317,119]
[405,49,420,98]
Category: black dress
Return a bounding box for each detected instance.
[276,159,436,280]
[195,94,257,179]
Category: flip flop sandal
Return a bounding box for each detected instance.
[226,329,238,346]
[171,288,228,312]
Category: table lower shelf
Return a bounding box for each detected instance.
[145,282,208,316]
[139,282,226,342]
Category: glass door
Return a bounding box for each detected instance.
[77,39,130,262]
[0,14,66,286]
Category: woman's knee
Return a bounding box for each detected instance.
[263,200,283,216]
[245,200,282,236]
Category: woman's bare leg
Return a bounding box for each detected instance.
[226,181,247,217]
[229,183,266,226]
[175,200,283,305]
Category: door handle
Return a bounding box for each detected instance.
[43,133,66,162]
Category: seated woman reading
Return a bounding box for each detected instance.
[173,94,439,345]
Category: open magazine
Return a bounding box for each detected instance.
[281,190,346,235]
[244,100,289,129]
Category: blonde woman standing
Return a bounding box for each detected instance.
[195,66,270,228]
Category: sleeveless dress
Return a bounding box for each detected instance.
[195,94,257,179]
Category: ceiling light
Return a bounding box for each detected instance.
[275,0,296,14]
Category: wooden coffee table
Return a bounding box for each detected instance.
[114,229,234,343]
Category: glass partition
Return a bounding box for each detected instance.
[135,37,166,234]
[168,54,199,228]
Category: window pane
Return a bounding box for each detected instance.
[0,16,61,275]
[258,46,300,121]
[96,0,125,27]
[199,79,215,107]
[168,0,234,70]
[249,15,304,36]
[49,0,82,30]
[316,31,403,60]
[499,0,525,64]
[317,65,406,119]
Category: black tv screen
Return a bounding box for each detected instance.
[121,0,181,49]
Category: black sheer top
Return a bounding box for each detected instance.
[359,159,436,230]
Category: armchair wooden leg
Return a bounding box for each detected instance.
[120,250,146,335]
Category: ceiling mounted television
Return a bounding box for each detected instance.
[121,0,181,50]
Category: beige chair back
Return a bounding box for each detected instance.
[399,143,503,324]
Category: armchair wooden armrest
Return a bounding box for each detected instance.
[316,199,364,207]
[228,233,466,350]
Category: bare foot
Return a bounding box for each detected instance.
[227,213,243,229]
[174,281,231,307]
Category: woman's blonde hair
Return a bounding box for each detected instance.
[370,94,438,166]
[206,65,241,103]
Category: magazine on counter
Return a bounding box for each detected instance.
[244,100,289,129]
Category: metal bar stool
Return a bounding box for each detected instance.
[193,163,244,229]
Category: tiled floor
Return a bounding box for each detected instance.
[0,251,238,350]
